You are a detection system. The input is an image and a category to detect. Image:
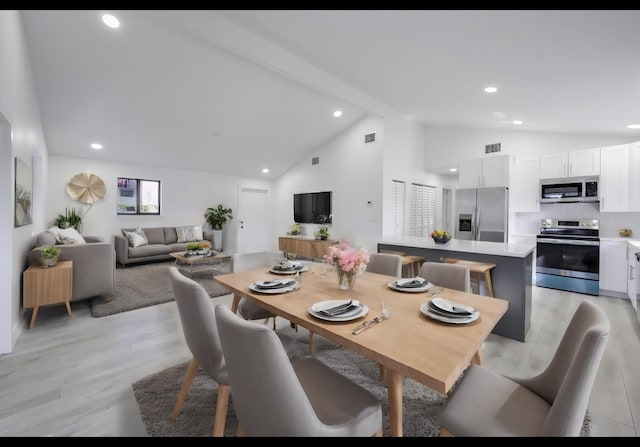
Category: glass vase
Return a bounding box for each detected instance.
[337,269,356,290]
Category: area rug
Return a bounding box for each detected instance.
[90,261,231,317]
[132,334,593,437]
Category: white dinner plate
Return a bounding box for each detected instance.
[269,264,309,275]
[309,300,369,322]
[249,282,299,294]
[387,280,434,293]
[419,302,480,324]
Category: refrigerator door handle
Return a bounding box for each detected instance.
[475,207,480,241]
[471,206,477,240]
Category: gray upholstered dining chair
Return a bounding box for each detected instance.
[169,266,297,436]
[419,261,472,293]
[438,299,610,436]
[367,252,403,277]
[214,304,383,437]
[231,252,283,329]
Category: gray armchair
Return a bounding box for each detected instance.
[27,231,114,302]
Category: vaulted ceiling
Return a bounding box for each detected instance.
[21,10,640,180]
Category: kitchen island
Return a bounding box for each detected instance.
[378,236,535,342]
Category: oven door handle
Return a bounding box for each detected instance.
[537,238,600,246]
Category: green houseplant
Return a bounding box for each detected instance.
[318,226,330,240]
[40,245,62,267]
[204,204,233,251]
[54,207,84,232]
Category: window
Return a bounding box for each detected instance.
[391,179,406,237]
[117,177,161,215]
[408,183,435,237]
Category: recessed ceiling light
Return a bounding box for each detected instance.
[512,120,523,125]
[90,143,103,150]
[484,86,498,93]
[102,14,120,29]
[627,124,640,129]
[333,110,342,118]
[450,168,458,172]
[262,168,269,174]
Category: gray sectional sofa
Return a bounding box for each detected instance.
[114,226,214,267]
[27,231,115,302]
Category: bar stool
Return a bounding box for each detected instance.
[379,250,425,277]
[443,258,496,297]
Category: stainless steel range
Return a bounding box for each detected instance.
[536,218,600,295]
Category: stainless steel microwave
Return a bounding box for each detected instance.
[540,176,599,203]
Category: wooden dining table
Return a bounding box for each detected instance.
[214,266,508,437]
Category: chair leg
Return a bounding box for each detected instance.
[171,357,199,420]
[211,384,230,437]
[379,364,385,381]
[373,429,383,437]
[439,427,454,437]
[236,425,245,437]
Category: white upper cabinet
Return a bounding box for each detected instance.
[511,156,540,212]
[539,147,601,179]
[458,154,511,188]
[629,142,640,211]
[600,144,629,212]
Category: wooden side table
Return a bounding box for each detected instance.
[23,260,73,329]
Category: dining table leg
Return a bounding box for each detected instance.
[231,293,241,314]
[386,369,403,437]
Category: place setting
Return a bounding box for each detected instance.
[387,276,434,293]
[248,278,299,294]
[308,299,369,322]
[419,297,480,324]
[269,259,309,275]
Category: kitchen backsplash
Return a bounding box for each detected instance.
[513,202,640,238]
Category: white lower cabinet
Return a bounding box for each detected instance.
[599,240,629,295]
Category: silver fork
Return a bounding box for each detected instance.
[428,288,442,296]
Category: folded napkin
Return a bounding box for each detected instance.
[318,299,361,316]
[395,276,427,288]
[272,263,304,271]
[428,297,475,316]
[255,279,296,289]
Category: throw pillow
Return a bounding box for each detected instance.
[176,225,203,243]
[122,228,148,248]
[57,227,87,245]
[47,226,63,243]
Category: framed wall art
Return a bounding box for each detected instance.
[14,157,32,227]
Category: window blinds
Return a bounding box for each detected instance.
[391,180,406,237]
[409,183,436,237]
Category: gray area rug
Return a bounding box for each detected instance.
[132,333,593,437]
[90,261,231,317]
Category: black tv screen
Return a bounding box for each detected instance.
[293,191,332,224]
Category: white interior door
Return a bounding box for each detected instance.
[0,114,13,353]
[237,187,269,254]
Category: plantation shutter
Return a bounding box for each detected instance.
[409,183,436,237]
[391,180,406,237]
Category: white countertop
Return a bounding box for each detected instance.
[379,236,535,258]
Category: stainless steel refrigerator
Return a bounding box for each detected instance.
[454,187,509,242]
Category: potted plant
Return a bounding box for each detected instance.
[55,207,84,232]
[290,223,301,236]
[204,204,233,251]
[318,226,330,240]
[40,245,62,267]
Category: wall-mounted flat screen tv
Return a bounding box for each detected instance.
[293,191,332,224]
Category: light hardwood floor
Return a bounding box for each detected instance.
[0,285,638,436]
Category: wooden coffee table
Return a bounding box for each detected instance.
[169,251,231,277]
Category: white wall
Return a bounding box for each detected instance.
[382,115,458,238]
[0,11,50,353]
[47,155,274,253]
[424,125,638,170]
[273,115,384,252]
